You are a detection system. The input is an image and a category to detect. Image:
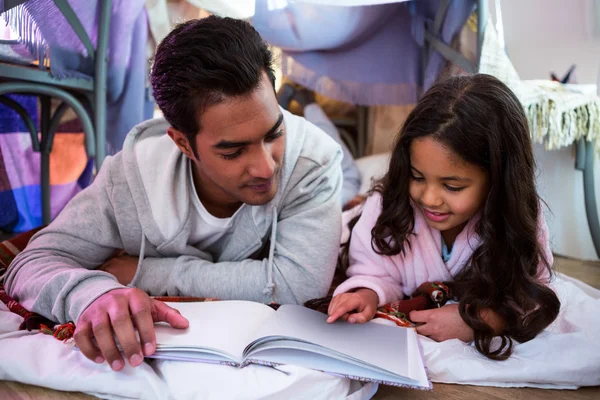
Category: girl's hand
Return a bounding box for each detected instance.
[327,289,379,324]
[410,304,474,342]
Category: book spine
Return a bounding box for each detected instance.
[244,359,431,390]
[242,359,283,369]
[147,354,241,368]
[325,373,432,390]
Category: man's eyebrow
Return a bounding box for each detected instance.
[212,113,284,150]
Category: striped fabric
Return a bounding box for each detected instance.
[0,95,93,232]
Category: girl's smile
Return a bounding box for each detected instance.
[422,208,451,223]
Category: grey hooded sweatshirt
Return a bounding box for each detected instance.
[6,109,343,324]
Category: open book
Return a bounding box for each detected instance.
[150,300,431,389]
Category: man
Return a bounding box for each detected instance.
[6,16,343,372]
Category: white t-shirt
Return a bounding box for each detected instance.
[187,162,243,249]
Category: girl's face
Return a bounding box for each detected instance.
[409,137,490,247]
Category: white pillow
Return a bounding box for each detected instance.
[355,152,391,194]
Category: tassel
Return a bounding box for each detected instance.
[39,323,54,336]
[2,1,49,68]
[40,322,75,342]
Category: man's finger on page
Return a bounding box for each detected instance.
[74,322,104,364]
[152,299,189,329]
[409,309,432,323]
[92,313,124,371]
[130,295,156,357]
[110,306,143,367]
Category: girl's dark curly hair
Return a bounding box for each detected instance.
[344,74,560,360]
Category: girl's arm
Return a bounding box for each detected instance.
[409,305,505,343]
[333,194,404,306]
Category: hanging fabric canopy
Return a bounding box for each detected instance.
[254,0,475,105]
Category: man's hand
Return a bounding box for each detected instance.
[410,304,474,342]
[74,288,189,371]
[327,288,379,324]
[99,253,139,285]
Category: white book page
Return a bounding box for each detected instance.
[246,340,419,386]
[407,329,431,388]
[154,301,274,362]
[247,305,411,377]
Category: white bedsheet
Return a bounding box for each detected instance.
[0,302,376,399]
[422,273,600,389]
[373,273,600,389]
[0,273,598,398]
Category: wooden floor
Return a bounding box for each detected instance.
[1,256,598,399]
[554,255,600,289]
[377,383,600,400]
[0,381,95,400]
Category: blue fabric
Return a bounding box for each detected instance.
[254,0,475,105]
[8,184,42,232]
[0,94,37,133]
[442,240,452,263]
[0,190,18,231]
[0,95,94,232]
[0,95,37,232]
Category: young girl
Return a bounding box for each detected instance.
[327,74,560,360]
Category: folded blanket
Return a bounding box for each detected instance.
[479,19,600,155]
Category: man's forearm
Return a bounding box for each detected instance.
[132,255,334,305]
[7,247,124,323]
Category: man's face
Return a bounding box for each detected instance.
[169,73,284,211]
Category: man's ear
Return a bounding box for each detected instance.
[167,127,196,160]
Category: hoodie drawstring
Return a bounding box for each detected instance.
[133,213,276,298]
[128,231,146,288]
[262,207,278,299]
